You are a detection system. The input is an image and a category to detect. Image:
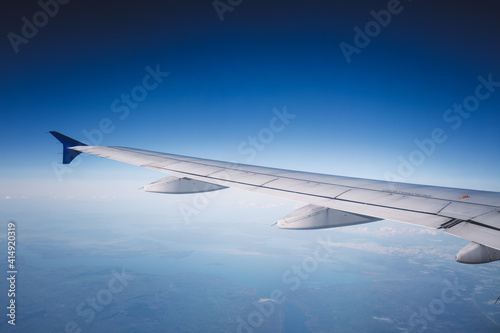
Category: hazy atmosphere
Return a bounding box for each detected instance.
[1,0,500,332]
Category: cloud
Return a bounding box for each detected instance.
[258,298,280,303]
[2,195,28,200]
[207,248,273,257]
[372,316,393,323]
[323,241,455,260]
[341,225,439,236]
[263,202,288,208]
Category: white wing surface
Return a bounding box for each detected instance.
[50,131,500,264]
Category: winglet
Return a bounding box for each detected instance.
[50,131,87,164]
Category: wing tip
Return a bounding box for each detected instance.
[50,131,87,164]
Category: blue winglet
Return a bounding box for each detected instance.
[50,131,87,164]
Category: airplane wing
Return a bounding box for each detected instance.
[50,131,500,264]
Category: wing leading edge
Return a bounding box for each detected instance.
[50,131,500,264]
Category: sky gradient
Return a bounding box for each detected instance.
[1,1,500,331]
[1,0,500,256]
[1,0,500,197]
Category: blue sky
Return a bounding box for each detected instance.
[1,0,500,222]
[2,1,500,332]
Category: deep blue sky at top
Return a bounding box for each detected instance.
[1,0,500,196]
